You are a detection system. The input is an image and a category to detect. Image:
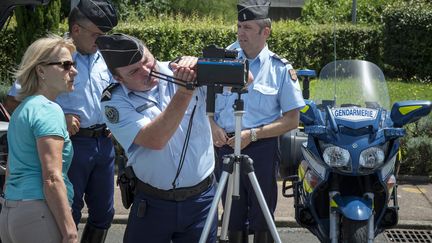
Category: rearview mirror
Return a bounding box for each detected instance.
[390,100,432,127]
[300,100,324,126]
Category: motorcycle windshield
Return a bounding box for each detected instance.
[313,60,390,110]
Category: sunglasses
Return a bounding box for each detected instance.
[45,61,76,71]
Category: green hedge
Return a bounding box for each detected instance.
[116,19,236,61]
[1,8,430,83]
[113,20,382,75]
[269,22,382,73]
[382,1,432,81]
[400,113,432,176]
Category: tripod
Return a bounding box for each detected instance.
[200,94,281,243]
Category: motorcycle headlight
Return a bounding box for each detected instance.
[323,146,351,168]
[359,147,385,169]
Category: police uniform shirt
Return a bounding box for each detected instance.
[56,51,114,128]
[214,45,305,132]
[102,62,214,190]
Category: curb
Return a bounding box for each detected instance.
[81,214,432,230]
[398,175,432,184]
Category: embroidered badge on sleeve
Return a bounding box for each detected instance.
[105,106,119,123]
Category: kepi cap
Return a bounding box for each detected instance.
[237,0,270,22]
[77,0,118,32]
[96,34,144,72]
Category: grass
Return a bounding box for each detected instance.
[386,80,432,104]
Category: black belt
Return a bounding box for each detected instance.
[74,124,108,138]
[135,174,214,201]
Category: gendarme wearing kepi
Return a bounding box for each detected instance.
[237,0,271,22]
[77,0,118,32]
[96,33,144,73]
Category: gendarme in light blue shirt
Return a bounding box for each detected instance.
[5,95,74,205]
[214,45,305,132]
[56,51,114,128]
[101,62,214,190]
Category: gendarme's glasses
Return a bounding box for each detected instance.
[77,23,103,38]
[45,61,76,71]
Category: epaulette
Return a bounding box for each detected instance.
[272,54,291,66]
[101,83,120,102]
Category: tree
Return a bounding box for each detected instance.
[15,0,62,61]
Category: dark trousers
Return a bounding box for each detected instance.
[215,137,279,231]
[68,135,115,229]
[124,184,217,243]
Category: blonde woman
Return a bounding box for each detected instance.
[0,35,78,243]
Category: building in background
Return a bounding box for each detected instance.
[270,0,305,20]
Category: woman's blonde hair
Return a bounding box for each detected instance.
[15,34,76,101]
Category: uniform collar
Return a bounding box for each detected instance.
[73,50,102,63]
[239,44,269,65]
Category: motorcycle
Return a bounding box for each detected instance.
[282,60,432,243]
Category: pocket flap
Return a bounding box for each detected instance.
[253,83,278,95]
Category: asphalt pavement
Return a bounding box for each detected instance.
[81,176,432,230]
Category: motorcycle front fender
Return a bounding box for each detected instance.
[336,196,373,221]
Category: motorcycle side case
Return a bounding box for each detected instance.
[279,128,307,178]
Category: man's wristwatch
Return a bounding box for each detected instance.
[250,128,258,142]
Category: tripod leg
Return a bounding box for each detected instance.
[199,171,229,243]
[219,172,235,242]
[247,172,282,243]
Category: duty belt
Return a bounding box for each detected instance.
[135,174,214,201]
[74,124,108,138]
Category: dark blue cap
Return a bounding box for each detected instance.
[77,0,118,32]
[237,0,271,22]
[96,34,144,71]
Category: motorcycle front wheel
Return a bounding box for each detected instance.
[340,218,368,243]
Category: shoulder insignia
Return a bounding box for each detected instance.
[289,69,298,82]
[105,106,119,124]
[101,83,120,102]
[272,54,291,66]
